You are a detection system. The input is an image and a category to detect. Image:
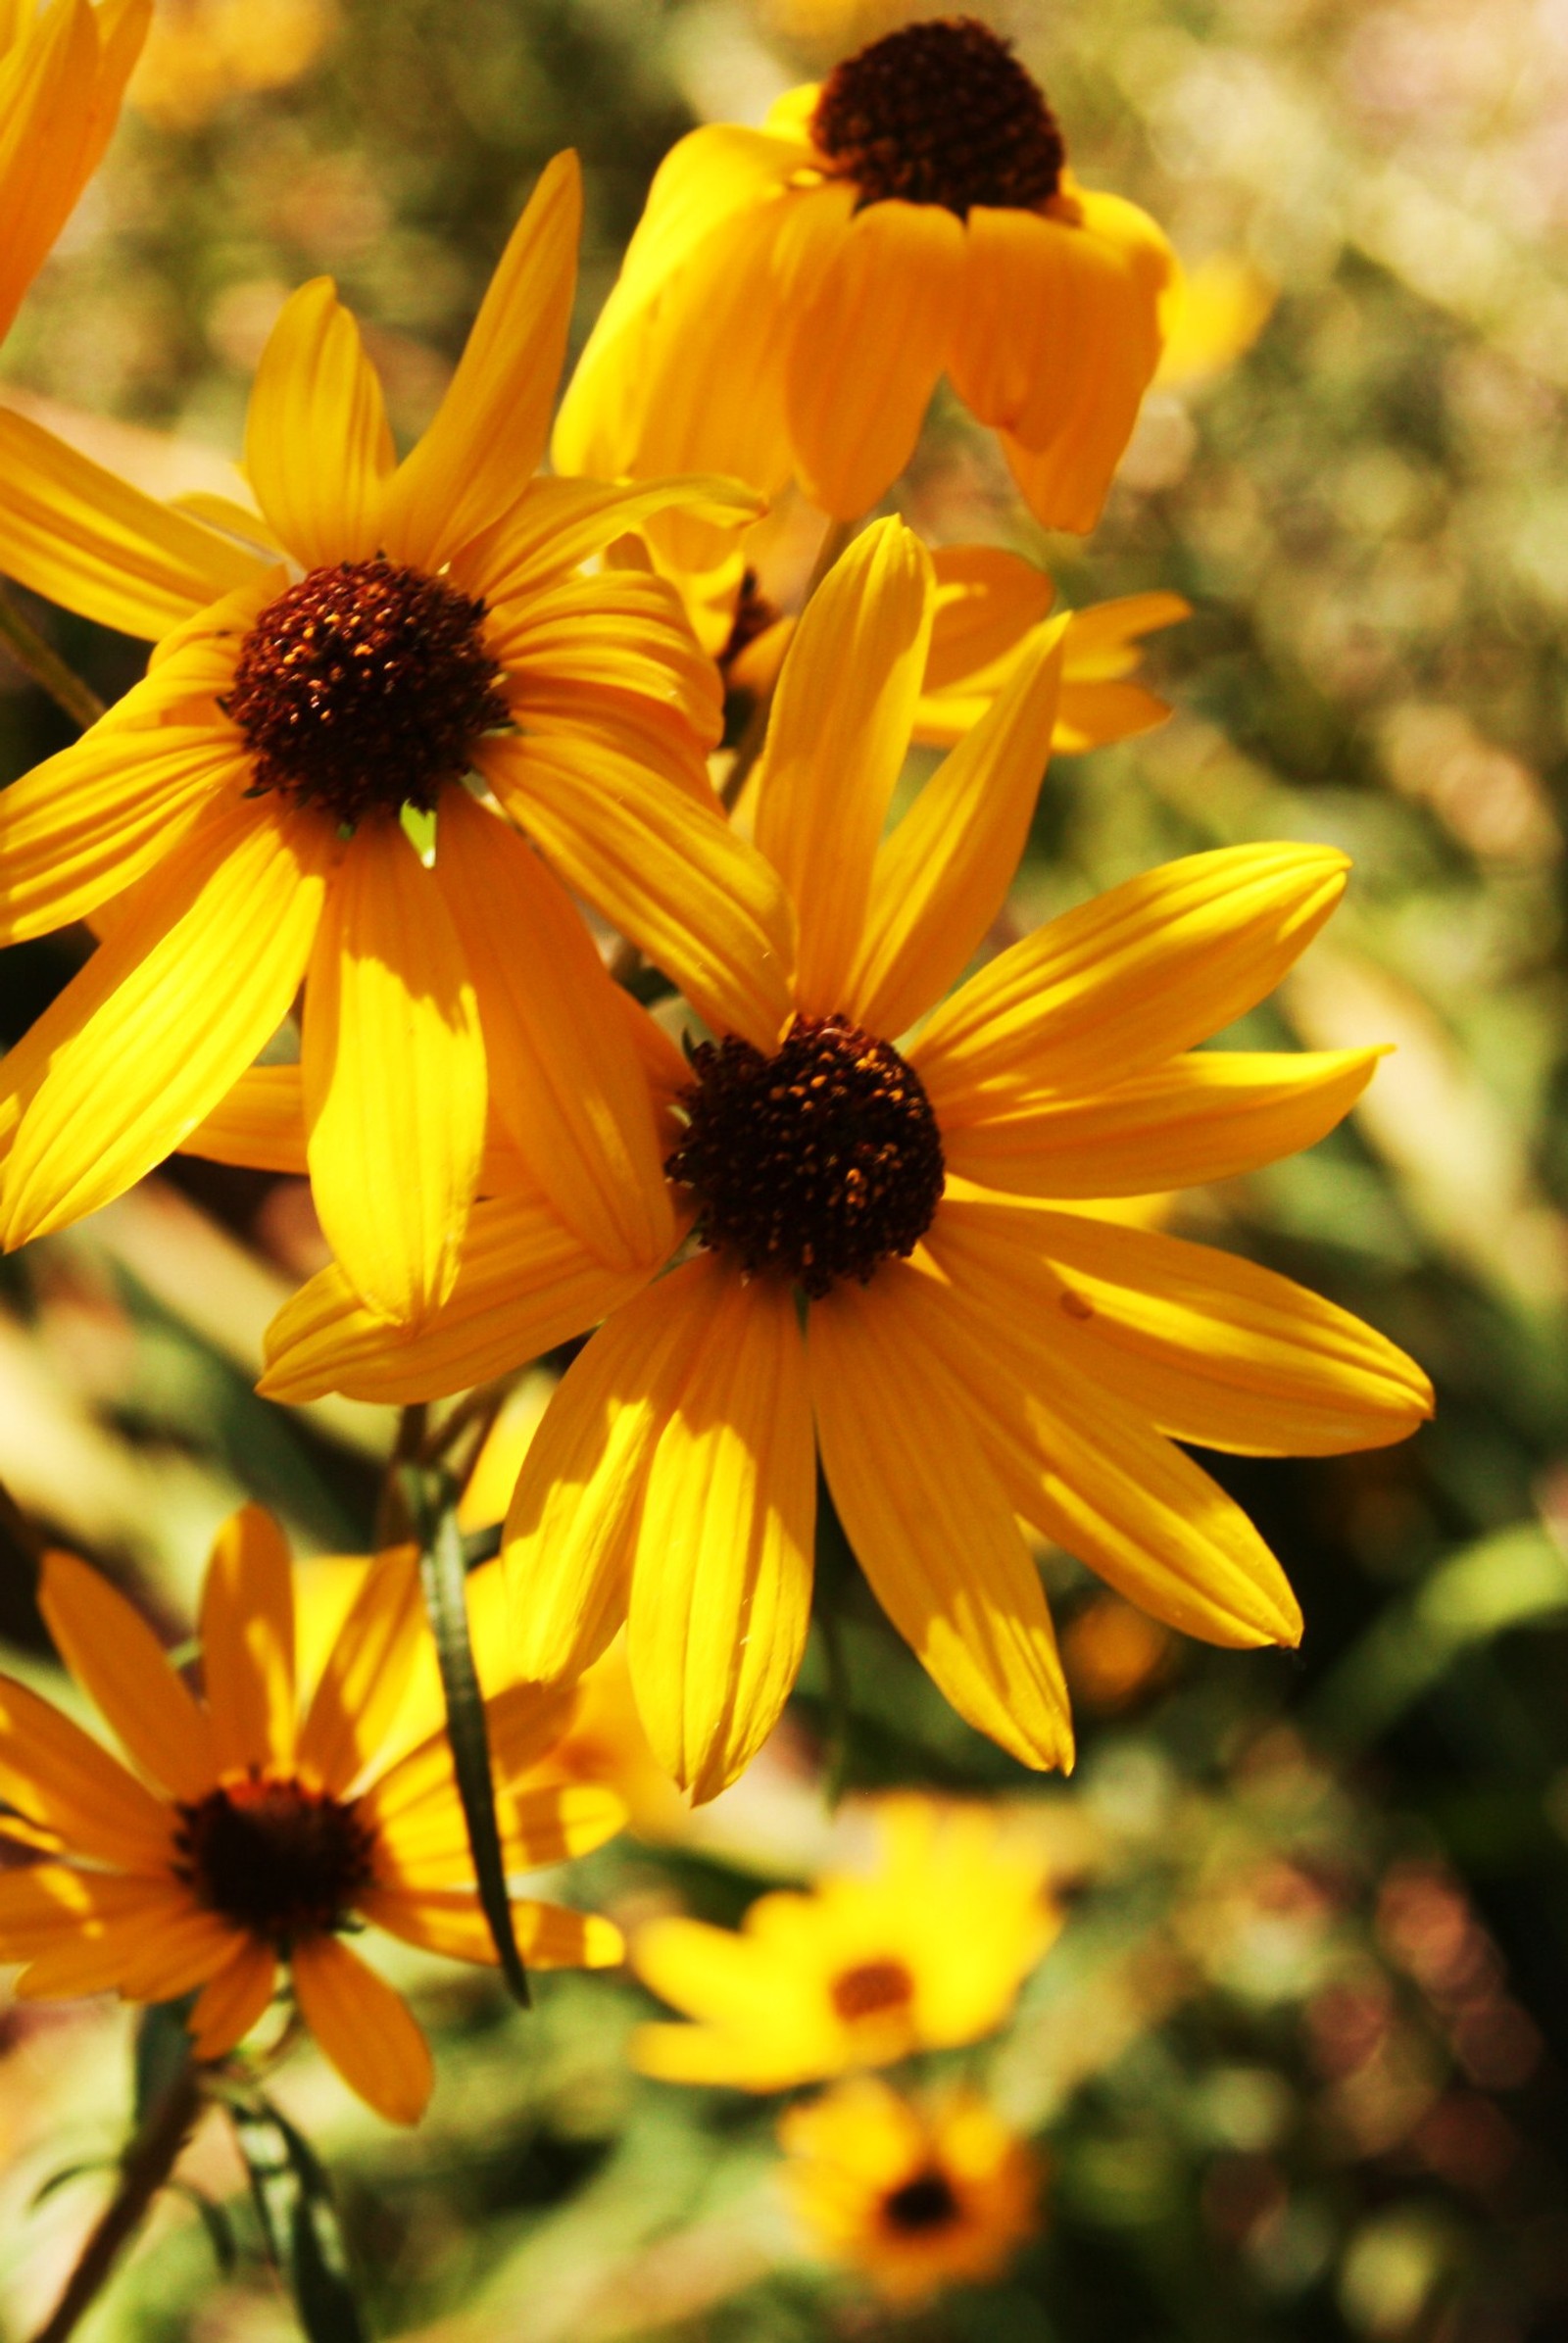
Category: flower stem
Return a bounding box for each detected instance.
[0,587,104,732]
[29,2053,202,2343]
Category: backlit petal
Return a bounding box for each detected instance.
[466,473,765,608]
[243,277,393,567]
[296,1545,424,1795]
[291,1935,433,2124]
[922,546,1056,693]
[199,1505,296,1776]
[0,1675,174,1869]
[38,1550,217,1800]
[188,1937,277,2059]
[362,1886,622,1971]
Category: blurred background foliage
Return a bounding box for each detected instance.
[2,0,1568,2335]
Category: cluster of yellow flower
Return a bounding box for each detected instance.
[0,0,1432,2261]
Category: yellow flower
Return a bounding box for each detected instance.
[553,17,1178,533]
[128,0,331,129]
[779,2077,1042,2303]
[632,1796,1059,2090]
[261,517,1431,1803]
[0,1517,625,2125]
[0,149,787,1326]
[0,0,150,345]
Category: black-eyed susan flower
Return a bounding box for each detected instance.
[553,16,1178,533]
[0,0,150,346]
[260,519,1432,1802]
[779,2077,1041,2302]
[0,1516,625,2124]
[632,1796,1059,2090]
[0,150,788,1325]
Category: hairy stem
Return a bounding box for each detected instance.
[30,2055,202,2343]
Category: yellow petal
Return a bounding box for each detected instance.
[380,151,580,568]
[922,545,1056,692]
[188,1937,276,2060]
[808,1276,1073,1774]
[372,1780,625,1887]
[628,1259,814,1803]
[296,1545,423,1796]
[846,615,1067,1042]
[431,787,672,1273]
[38,1550,217,1800]
[0,1677,174,1868]
[912,843,1351,1115]
[359,1679,577,1833]
[302,818,486,1327]
[182,1063,308,1174]
[290,1934,433,2125]
[199,1504,296,1776]
[3,1875,236,2002]
[752,516,933,1014]
[488,565,724,753]
[243,277,393,567]
[466,473,765,608]
[0,1863,169,1960]
[362,1885,622,1971]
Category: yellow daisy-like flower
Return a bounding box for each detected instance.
[0,149,786,1324]
[553,16,1178,533]
[0,0,150,345]
[632,1796,1059,2091]
[779,2077,1042,2303]
[260,517,1431,1804]
[0,1516,625,2124]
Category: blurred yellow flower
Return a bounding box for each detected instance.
[632,1796,1060,2089]
[0,0,150,345]
[263,518,1430,1803]
[129,0,331,129]
[0,1518,625,2124]
[553,16,1179,533]
[0,150,784,1327]
[1155,254,1278,391]
[779,2076,1042,2302]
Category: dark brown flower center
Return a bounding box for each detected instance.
[174,1775,374,1947]
[883,2167,963,2234]
[831,1957,917,2022]
[811,17,1065,217]
[224,556,509,826]
[666,1014,945,1299]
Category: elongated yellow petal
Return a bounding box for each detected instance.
[38,1551,217,1800]
[296,1546,423,1796]
[183,1063,308,1174]
[359,1680,576,1832]
[0,1677,174,1869]
[431,788,672,1273]
[0,1864,169,1960]
[846,616,1067,1041]
[752,517,933,1013]
[302,818,485,1327]
[923,546,1056,692]
[912,843,1351,1114]
[808,1278,1073,1774]
[372,1780,625,1886]
[944,1049,1381,1196]
[466,473,765,608]
[16,1894,239,2003]
[291,1935,433,2124]
[243,277,393,567]
[480,730,795,1053]
[380,151,580,568]
[1,798,332,1246]
[188,1937,276,2058]
[362,1885,623,1971]
[488,566,723,751]
[0,407,262,637]
[200,1505,296,1776]
[628,1259,814,1802]
[259,1188,657,1402]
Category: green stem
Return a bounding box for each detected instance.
[0,588,104,731]
[373,1402,428,1547]
[29,2054,201,2343]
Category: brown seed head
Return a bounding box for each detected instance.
[174,1775,374,1947]
[882,2166,963,2233]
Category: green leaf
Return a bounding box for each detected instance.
[28,2161,115,2212]
[229,2096,369,2343]
[134,1996,196,2126]
[169,2180,238,2274]
[401,1462,532,2007]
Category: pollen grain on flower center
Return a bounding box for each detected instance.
[882,2168,963,2234]
[224,555,510,827]
[811,17,1065,218]
[666,1013,946,1299]
[173,1775,374,1946]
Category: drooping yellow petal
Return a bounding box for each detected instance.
[912,843,1351,1115]
[808,1278,1073,1774]
[290,1934,434,2125]
[846,615,1067,1042]
[922,546,1056,693]
[380,151,580,569]
[302,817,485,1327]
[430,787,672,1273]
[199,1505,296,1777]
[187,1937,277,2059]
[296,1545,423,1796]
[752,517,933,1013]
[183,1064,308,1174]
[0,1678,174,1869]
[628,1258,815,1803]
[361,1886,623,1971]
[0,407,262,637]
[38,1550,218,1800]
[243,277,393,567]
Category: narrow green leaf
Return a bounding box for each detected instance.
[169,2181,238,2274]
[229,2097,369,2343]
[28,2161,115,2212]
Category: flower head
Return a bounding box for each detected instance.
[632,1796,1059,2090]
[553,17,1179,532]
[779,2076,1042,2302]
[0,1516,625,2123]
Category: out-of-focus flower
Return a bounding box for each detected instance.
[0,152,782,1327]
[554,16,1178,533]
[0,0,151,345]
[129,0,332,129]
[264,519,1430,1803]
[1154,254,1277,390]
[1060,1591,1175,1712]
[0,1520,625,2123]
[631,1795,1060,2089]
[779,2077,1042,2302]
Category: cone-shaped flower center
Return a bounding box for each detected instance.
[811,17,1065,217]
[831,1957,917,2022]
[667,1013,945,1298]
[883,2168,963,2234]
[174,1775,373,1945]
[226,556,509,826]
